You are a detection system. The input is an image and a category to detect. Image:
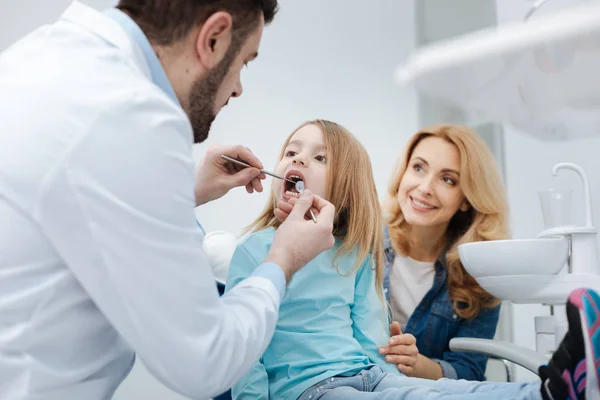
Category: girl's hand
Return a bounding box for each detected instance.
[379,321,419,375]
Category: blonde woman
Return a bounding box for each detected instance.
[379,124,510,381]
[224,120,596,400]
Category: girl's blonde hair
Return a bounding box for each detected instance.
[246,120,385,302]
[386,124,510,319]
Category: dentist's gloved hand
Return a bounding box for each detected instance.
[379,321,419,375]
[266,190,335,283]
[195,144,267,206]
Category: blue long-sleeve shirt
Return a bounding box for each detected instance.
[225,227,398,400]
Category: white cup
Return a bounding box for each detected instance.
[538,189,573,229]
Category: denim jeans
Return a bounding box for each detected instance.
[297,366,542,400]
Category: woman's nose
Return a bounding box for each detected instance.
[418,179,434,196]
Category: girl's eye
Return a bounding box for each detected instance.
[315,155,327,163]
[285,151,297,157]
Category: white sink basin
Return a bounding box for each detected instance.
[458,237,568,278]
[475,274,600,304]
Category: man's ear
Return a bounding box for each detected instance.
[195,11,233,69]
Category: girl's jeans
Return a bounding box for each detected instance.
[298,366,541,400]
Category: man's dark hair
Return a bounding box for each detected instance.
[117,0,279,46]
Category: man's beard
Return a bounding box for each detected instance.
[188,44,238,144]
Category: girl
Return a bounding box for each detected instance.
[225,120,598,400]
[225,119,392,399]
[379,124,509,380]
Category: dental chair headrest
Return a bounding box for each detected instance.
[202,231,237,285]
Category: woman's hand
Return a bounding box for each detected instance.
[379,321,419,375]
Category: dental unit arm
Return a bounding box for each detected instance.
[449,338,550,376]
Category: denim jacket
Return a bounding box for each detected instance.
[383,227,500,381]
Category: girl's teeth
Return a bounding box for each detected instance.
[285,190,300,198]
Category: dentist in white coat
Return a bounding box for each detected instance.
[0,1,336,399]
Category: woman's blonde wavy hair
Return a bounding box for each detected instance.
[386,124,510,319]
[245,120,386,303]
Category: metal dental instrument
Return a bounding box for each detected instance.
[220,154,295,183]
[294,180,318,223]
[220,154,318,223]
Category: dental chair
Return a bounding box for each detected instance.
[204,230,236,295]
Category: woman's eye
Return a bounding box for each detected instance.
[413,164,423,172]
[443,177,456,185]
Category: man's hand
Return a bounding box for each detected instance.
[265,190,335,283]
[274,198,319,223]
[195,144,267,206]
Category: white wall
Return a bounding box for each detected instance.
[0,1,418,398]
[0,0,117,49]
[495,0,600,381]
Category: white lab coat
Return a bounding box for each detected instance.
[0,2,280,399]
